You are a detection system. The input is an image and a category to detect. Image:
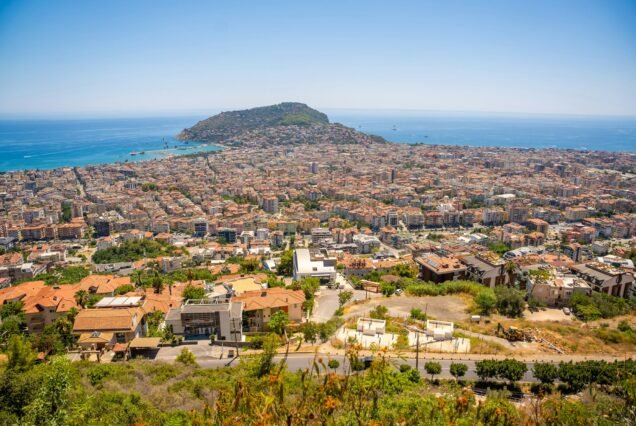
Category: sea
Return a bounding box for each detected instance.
[0,113,635,172]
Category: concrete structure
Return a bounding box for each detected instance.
[527,269,591,307]
[165,299,243,341]
[293,248,337,283]
[461,253,508,288]
[415,253,466,283]
[357,317,386,335]
[233,288,305,332]
[570,262,633,298]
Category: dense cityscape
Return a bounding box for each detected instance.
[0,104,635,423]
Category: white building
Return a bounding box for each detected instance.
[292,248,337,283]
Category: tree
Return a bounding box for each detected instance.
[6,335,36,372]
[151,273,164,294]
[182,284,205,301]
[391,263,417,279]
[0,301,24,320]
[299,277,320,300]
[278,250,294,276]
[338,290,353,308]
[476,360,499,381]
[504,261,517,287]
[301,322,318,344]
[475,290,497,315]
[23,357,74,426]
[328,359,340,371]
[498,359,527,383]
[240,258,260,273]
[256,334,279,378]
[380,282,396,296]
[450,363,468,381]
[558,361,591,393]
[424,361,442,381]
[495,286,526,318]
[176,348,197,366]
[74,290,89,309]
[268,311,289,335]
[533,362,559,385]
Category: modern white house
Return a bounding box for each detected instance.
[292,248,337,283]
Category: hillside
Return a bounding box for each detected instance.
[177,102,386,147]
[177,102,329,143]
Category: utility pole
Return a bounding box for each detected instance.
[415,330,420,370]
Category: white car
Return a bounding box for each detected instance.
[563,307,571,315]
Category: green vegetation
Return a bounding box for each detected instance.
[179,102,329,143]
[424,361,441,381]
[27,266,90,286]
[494,286,526,318]
[569,291,634,321]
[141,182,159,192]
[0,349,635,425]
[487,241,512,255]
[476,359,528,383]
[338,290,353,308]
[92,239,181,264]
[277,250,294,276]
[268,311,289,335]
[181,284,205,301]
[60,203,72,223]
[450,362,468,381]
[409,308,427,321]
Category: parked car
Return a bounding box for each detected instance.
[563,307,571,315]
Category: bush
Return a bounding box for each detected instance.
[475,289,497,315]
[424,361,441,380]
[176,348,197,367]
[494,286,526,318]
[327,359,340,370]
[533,362,558,384]
[370,305,389,320]
[399,364,412,373]
[409,308,427,321]
[450,363,468,380]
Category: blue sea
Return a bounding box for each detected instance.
[0,113,635,172]
[0,116,216,172]
[333,112,636,153]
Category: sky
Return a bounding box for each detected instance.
[0,0,635,118]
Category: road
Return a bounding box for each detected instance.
[198,352,539,382]
[310,273,354,323]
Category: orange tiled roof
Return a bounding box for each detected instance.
[233,288,305,312]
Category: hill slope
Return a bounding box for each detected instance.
[177,102,329,143]
[177,102,386,147]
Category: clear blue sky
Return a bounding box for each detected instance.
[1,0,635,118]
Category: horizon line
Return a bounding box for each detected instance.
[1,105,636,121]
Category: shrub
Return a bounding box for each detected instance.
[450,363,468,380]
[410,308,427,321]
[327,359,340,370]
[494,286,526,318]
[399,364,412,373]
[176,348,197,367]
[370,305,389,320]
[533,362,558,384]
[424,361,441,381]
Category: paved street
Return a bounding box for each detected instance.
[198,352,539,382]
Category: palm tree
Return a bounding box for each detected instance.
[74,290,89,308]
[504,261,517,288]
[151,271,164,294]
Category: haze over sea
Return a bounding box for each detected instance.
[0,112,635,172]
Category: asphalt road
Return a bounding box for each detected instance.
[198,353,539,382]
